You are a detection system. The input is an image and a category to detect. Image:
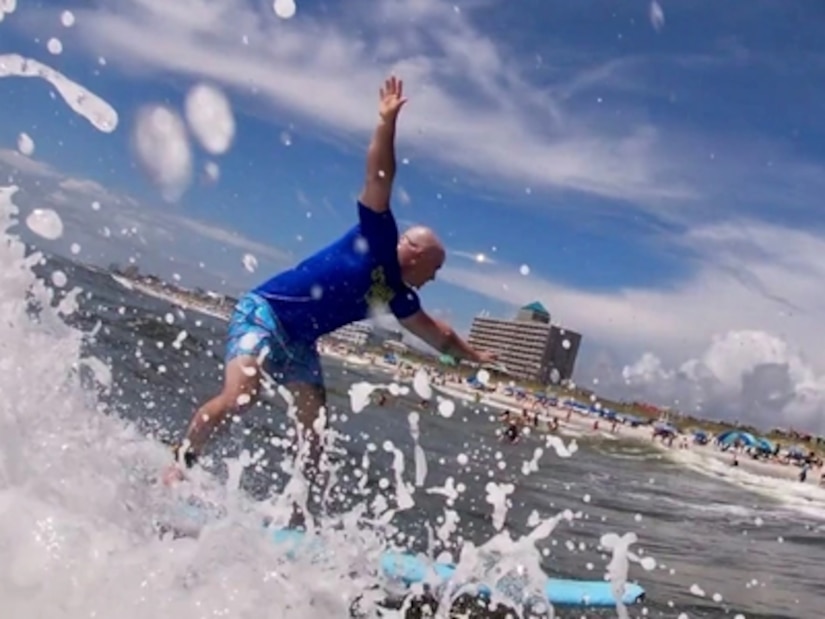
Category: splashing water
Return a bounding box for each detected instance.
[649,1,665,31]
[242,253,258,273]
[16,132,34,156]
[60,9,75,27]
[132,105,192,201]
[0,55,118,132]
[412,367,432,400]
[273,0,297,20]
[407,412,428,487]
[0,182,648,618]
[26,208,64,240]
[184,83,236,155]
[0,0,17,21]
[46,37,63,55]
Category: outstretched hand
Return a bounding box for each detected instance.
[475,350,498,365]
[379,76,407,121]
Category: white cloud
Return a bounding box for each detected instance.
[0,149,292,293]
[30,0,821,225]
[42,0,700,208]
[439,219,825,433]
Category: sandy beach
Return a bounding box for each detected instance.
[397,372,825,491]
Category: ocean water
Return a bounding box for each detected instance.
[1,187,824,618]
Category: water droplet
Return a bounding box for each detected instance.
[51,270,67,287]
[47,37,63,55]
[133,105,192,201]
[413,368,432,400]
[26,208,63,240]
[61,10,76,27]
[437,398,455,418]
[204,161,220,181]
[273,0,296,19]
[17,132,34,156]
[354,236,369,255]
[242,253,258,273]
[640,556,657,571]
[649,1,665,31]
[184,83,235,155]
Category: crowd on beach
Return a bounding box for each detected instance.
[326,346,825,488]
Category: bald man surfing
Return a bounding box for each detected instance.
[165,76,495,485]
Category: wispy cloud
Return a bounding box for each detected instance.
[41,0,695,208]
[0,149,291,292]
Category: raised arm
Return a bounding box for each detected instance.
[359,76,407,214]
[399,309,496,364]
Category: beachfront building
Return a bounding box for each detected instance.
[330,322,373,347]
[467,301,581,385]
[328,321,404,349]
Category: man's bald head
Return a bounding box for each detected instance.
[397,225,446,289]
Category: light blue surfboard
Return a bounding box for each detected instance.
[267,525,645,608]
[167,504,644,608]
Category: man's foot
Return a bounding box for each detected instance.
[162,463,185,486]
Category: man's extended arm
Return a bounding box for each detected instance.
[399,309,491,363]
[359,118,398,214]
[359,76,407,214]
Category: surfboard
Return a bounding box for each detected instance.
[268,527,645,608]
[164,504,644,608]
[167,502,645,608]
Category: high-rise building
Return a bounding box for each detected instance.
[328,320,404,348]
[467,302,581,385]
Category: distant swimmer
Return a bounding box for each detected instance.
[164,76,496,488]
[499,409,521,444]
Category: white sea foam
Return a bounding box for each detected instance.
[667,446,825,521]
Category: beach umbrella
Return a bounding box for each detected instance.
[715,429,759,448]
[754,437,774,453]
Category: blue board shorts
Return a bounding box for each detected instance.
[226,292,323,386]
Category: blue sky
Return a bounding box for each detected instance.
[2,0,825,432]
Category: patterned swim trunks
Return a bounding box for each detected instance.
[225,292,323,386]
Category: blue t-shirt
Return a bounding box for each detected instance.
[252,202,421,343]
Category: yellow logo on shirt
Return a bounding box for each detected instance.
[365,266,395,308]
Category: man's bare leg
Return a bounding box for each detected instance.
[167,356,261,476]
[282,381,328,524]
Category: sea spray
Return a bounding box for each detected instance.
[412,367,433,400]
[1,184,650,618]
[383,440,415,511]
[408,412,428,487]
[601,531,637,619]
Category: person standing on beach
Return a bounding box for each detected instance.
[164,76,496,486]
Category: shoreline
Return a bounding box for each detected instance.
[111,272,825,493]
